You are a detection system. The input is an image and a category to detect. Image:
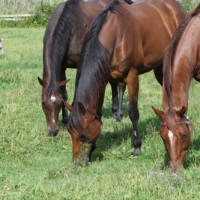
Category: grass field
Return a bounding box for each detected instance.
[0,27,200,199]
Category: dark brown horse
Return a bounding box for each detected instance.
[65,0,187,163]
[152,5,200,171]
[38,0,130,136]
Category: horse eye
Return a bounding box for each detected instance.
[42,102,46,109]
[160,134,165,141]
[181,133,187,139]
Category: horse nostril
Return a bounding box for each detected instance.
[48,129,59,137]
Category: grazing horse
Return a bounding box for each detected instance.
[38,0,131,137]
[65,0,187,163]
[152,5,200,171]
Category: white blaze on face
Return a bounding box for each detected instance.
[52,119,55,124]
[168,130,174,145]
[50,95,56,102]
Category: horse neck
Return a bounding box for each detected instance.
[43,43,51,84]
[43,42,59,93]
[165,15,200,110]
[163,66,192,111]
[163,25,200,110]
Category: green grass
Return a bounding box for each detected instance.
[0,28,200,199]
[179,0,199,11]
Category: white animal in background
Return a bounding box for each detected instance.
[0,38,4,53]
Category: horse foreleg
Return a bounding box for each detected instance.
[154,64,163,86]
[110,82,125,122]
[71,133,96,164]
[60,70,68,126]
[127,74,141,157]
[61,91,68,126]
[70,132,81,164]
[110,82,119,119]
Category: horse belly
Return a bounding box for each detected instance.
[110,61,131,81]
[110,70,125,81]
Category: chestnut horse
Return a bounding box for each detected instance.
[38,0,131,136]
[152,5,200,171]
[66,0,187,163]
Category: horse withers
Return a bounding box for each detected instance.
[38,0,130,137]
[152,5,200,171]
[65,0,187,164]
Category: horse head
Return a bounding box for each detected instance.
[66,102,101,164]
[152,106,192,171]
[38,77,68,136]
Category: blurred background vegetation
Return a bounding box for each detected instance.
[0,0,199,27]
[0,0,61,14]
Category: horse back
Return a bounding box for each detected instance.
[98,0,187,76]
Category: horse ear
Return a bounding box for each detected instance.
[152,106,164,119]
[78,102,85,115]
[65,102,72,111]
[176,106,187,118]
[58,79,70,87]
[38,77,45,86]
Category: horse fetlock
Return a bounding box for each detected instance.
[133,147,141,157]
[62,117,68,126]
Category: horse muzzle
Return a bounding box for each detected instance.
[47,127,59,137]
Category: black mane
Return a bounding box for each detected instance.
[68,0,121,134]
[47,0,80,95]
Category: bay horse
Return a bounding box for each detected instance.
[152,5,200,171]
[38,0,131,137]
[65,0,187,163]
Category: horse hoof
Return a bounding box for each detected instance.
[116,116,122,122]
[62,118,68,127]
[133,148,141,157]
[113,113,123,122]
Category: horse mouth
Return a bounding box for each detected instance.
[48,129,59,137]
[170,160,184,172]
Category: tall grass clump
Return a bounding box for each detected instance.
[0,2,57,27]
[0,0,61,14]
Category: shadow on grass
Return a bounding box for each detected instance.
[58,103,200,170]
[91,112,161,162]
